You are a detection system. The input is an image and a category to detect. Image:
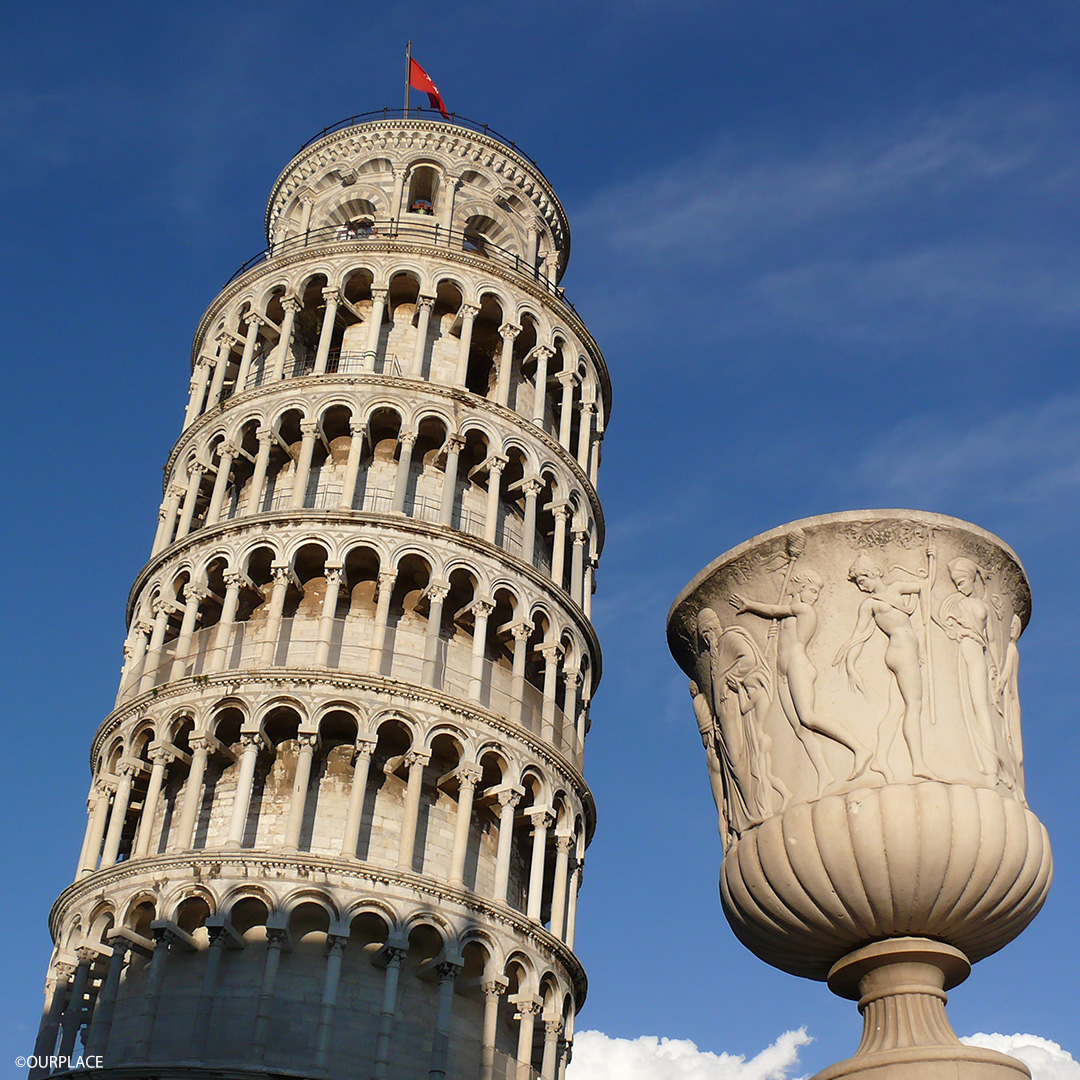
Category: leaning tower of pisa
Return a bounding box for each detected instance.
[33,111,609,1080]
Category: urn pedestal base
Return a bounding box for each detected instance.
[811,938,1029,1080]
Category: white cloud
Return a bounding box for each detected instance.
[566,1028,811,1080]
[962,1033,1080,1080]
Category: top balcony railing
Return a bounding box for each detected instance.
[225,219,577,315]
[295,106,552,186]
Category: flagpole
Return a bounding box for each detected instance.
[404,41,411,118]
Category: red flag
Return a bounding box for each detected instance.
[408,57,449,120]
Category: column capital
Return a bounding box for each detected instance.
[497,788,522,810]
[297,732,319,751]
[134,620,155,637]
[488,453,509,474]
[54,960,78,980]
[540,642,565,663]
[266,926,289,947]
[434,959,462,980]
[183,583,209,605]
[564,668,582,689]
[194,354,214,371]
[326,933,348,956]
[370,286,389,302]
[349,419,366,436]
[281,294,302,314]
[223,569,246,589]
[416,294,437,310]
[555,833,575,854]
[499,321,522,341]
[74,945,97,965]
[469,598,495,619]
[544,1018,565,1038]
[398,431,417,447]
[324,566,343,587]
[522,477,544,497]
[300,420,319,438]
[107,936,132,960]
[271,565,291,585]
[188,734,211,754]
[147,745,173,766]
[458,763,483,787]
[481,978,508,998]
[579,400,597,415]
[533,344,555,361]
[556,369,579,387]
[378,570,398,590]
[321,286,341,303]
[425,581,450,604]
[444,433,466,453]
[256,427,274,444]
[528,809,555,831]
[167,482,188,500]
[458,301,480,318]
[405,748,432,768]
[240,732,262,751]
[572,530,589,546]
[383,944,408,965]
[509,621,533,643]
[516,999,543,1017]
[220,440,240,458]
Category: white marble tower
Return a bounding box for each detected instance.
[33,111,610,1080]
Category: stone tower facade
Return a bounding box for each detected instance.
[34,113,609,1080]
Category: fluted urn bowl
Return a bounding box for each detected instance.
[667,511,1052,984]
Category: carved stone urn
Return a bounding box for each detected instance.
[667,511,1052,1080]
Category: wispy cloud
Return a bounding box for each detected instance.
[850,392,1080,513]
[574,87,1080,349]
[566,1027,811,1080]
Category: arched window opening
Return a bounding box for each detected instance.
[407,166,439,215]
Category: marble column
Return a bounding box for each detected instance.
[448,765,482,887]
[422,584,449,687]
[175,735,210,850]
[131,929,174,1062]
[234,313,260,390]
[453,303,479,386]
[30,962,74,1077]
[484,457,507,544]
[151,484,185,554]
[539,645,563,743]
[175,462,206,541]
[205,443,238,527]
[338,421,365,510]
[411,295,435,377]
[557,371,577,449]
[77,780,113,875]
[313,934,348,1070]
[510,623,532,730]
[57,948,94,1060]
[565,857,582,950]
[391,432,416,514]
[313,288,340,375]
[532,346,552,425]
[480,980,507,1080]
[207,336,232,403]
[132,746,172,859]
[209,571,243,673]
[259,565,291,667]
[550,505,568,589]
[251,927,288,1060]
[368,570,397,674]
[428,960,462,1079]
[283,732,318,850]
[549,834,574,941]
[365,287,388,365]
[289,420,319,509]
[493,789,522,903]
[184,357,213,427]
[245,428,274,515]
[439,435,464,525]
[542,1018,564,1080]
[269,296,300,381]
[169,584,206,680]
[139,601,174,694]
[576,402,595,469]
[314,566,343,667]
[372,945,408,1080]
[526,811,554,922]
[100,763,136,866]
[515,1000,542,1080]
[522,480,542,565]
[397,750,430,870]
[495,322,521,406]
[341,739,376,857]
[468,600,494,703]
[226,732,263,847]
[570,531,587,607]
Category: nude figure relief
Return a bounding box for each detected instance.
[730,568,879,795]
[832,548,939,783]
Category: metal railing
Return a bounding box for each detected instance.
[224,220,574,314]
[131,618,582,767]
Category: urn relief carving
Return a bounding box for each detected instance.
[668,510,1052,1080]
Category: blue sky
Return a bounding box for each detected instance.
[3,3,1078,1077]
